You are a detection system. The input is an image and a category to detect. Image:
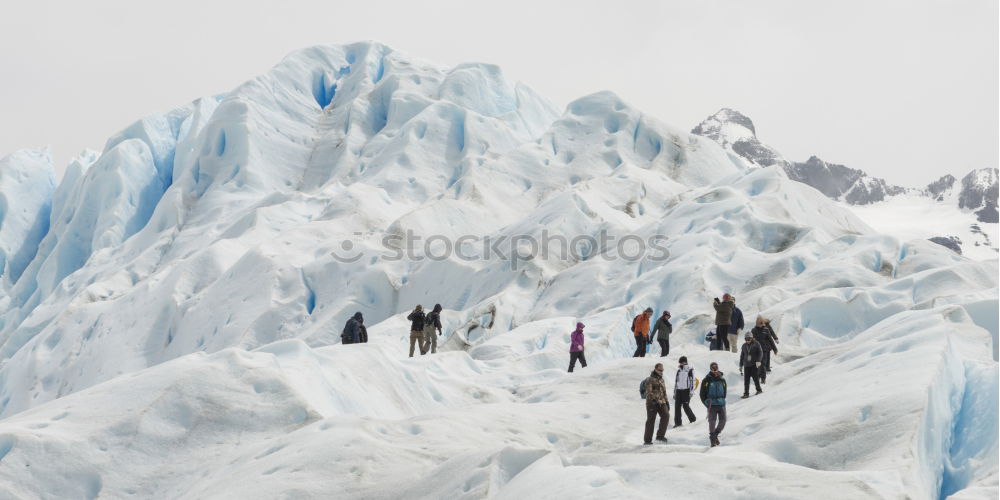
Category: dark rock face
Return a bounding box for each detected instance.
[927,174,956,200]
[783,156,906,205]
[956,169,999,223]
[691,109,786,168]
[928,236,963,254]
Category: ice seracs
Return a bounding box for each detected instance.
[0,42,995,499]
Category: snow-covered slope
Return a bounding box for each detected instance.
[0,42,996,499]
[0,149,56,285]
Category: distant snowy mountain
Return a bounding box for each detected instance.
[0,43,996,499]
[692,108,999,256]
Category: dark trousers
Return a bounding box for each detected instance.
[717,325,730,350]
[762,350,772,371]
[743,366,762,394]
[657,338,669,357]
[568,351,587,372]
[644,401,669,443]
[673,389,697,425]
[708,406,727,438]
[633,336,647,357]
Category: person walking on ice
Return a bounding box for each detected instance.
[407,305,426,357]
[700,362,727,447]
[751,316,779,381]
[652,310,672,357]
[673,356,698,427]
[640,363,670,444]
[568,322,587,372]
[739,332,764,398]
[341,312,363,345]
[712,294,734,351]
[631,308,653,358]
[728,296,744,353]
[423,304,443,354]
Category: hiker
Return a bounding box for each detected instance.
[712,294,735,351]
[341,312,363,345]
[728,296,744,353]
[407,305,426,357]
[652,310,672,357]
[739,332,764,397]
[631,307,653,358]
[641,363,670,444]
[423,304,443,354]
[751,316,779,381]
[673,356,698,427]
[700,362,727,447]
[568,322,587,372]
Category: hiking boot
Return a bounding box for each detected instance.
[643,441,652,446]
[673,424,683,428]
[755,390,763,395]
[689,417,697,424]
[741,393,749,399]
[656,437,668,443]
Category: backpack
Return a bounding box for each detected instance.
[707,378,725,400]
[639,377,649,399]
[631,315,639,333]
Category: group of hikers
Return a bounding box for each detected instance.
[568,293,782,446]
[638,358,729,446]
[406,304,443,356]
[341,293,781,446]
[711,293,780,394]
[339,304,443,356]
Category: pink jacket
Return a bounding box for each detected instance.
[570,323,585,352]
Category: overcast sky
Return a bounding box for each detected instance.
[1,0,996,185]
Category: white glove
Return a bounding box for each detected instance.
[755,362,761,368]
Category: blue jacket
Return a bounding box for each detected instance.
[731,307,745,331]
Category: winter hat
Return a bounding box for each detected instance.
[662,310,671,318]
[433,304,442,313]
[644,307,654,313]
[722,293,732,301]
[679,356,687,364]
[745,332,753,339]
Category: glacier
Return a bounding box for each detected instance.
[0,41,996,499]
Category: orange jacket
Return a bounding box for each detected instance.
[632,313,651,338]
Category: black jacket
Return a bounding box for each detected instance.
[751,325,778,353]
[739,341,763,367]
[407,310,425,331]
[342,312,363,344]
[426,306,443,332]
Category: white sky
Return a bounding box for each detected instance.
[0,0,996,186]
